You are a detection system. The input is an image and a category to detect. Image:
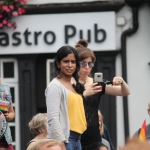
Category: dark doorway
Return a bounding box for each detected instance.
[94,51,120,149]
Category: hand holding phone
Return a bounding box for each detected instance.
[94,72,113,85]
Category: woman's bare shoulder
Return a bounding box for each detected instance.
[26,140,37,150]
[71,77,76,84]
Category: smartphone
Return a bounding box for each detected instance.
[94,72,103,82]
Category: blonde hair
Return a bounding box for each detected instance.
[98,110,104,135]
[28,113,48,136]
[30,139,61,150]
[121,137,150,150]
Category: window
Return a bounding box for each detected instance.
[0,58,20,150]
[46,59,55,86]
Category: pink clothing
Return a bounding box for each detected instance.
[0,142,14,150]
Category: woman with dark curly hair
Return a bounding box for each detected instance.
[73,39,130,150]
[45,45,86,150]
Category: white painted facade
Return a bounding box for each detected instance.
[1,0,150,148]
[116,3,150,146]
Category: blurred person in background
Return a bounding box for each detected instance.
[0,78,15,150]
[133,101,150,142]
[86,142,108,150]
[26,113,48,150]
[98,110,111,150]
[120,137,150,150]
[30,139,62,150]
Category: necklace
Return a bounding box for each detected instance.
[79,77,88,85]
[80,80,86,85]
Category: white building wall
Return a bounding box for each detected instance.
[116,54,125,147]
[116,5,133,147]
[127,3,150,136]
[116,3,150,146]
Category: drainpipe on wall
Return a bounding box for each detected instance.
[121,0,144,141]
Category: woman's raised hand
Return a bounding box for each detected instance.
[83,82,102,97]
[112,77,124,86]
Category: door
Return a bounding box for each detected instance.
[94,52,117,149]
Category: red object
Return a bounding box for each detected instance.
[18,7,26,15]
[0,142,14,150]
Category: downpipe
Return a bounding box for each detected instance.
[121,7,139,141]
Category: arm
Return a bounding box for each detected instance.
[3,84,15,121]
[105,77,130,96]
[71,77,102,98]
[4,100,15,121]
[83,82,102,98]
[46,84,66,143]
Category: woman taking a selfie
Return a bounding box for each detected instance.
[74,39,130,150]
[45,45,86,150]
